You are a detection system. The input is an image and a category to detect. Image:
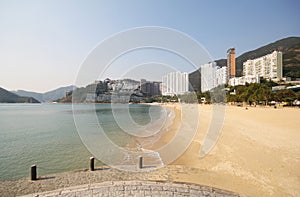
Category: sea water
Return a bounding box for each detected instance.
[0,103,171,180]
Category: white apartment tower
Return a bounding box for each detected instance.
[201,62,216,92]
[162,72,189,96]
[243,51,283,81]
[216,66,228,86]
[200,62,228,92]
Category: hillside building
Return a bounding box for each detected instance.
[243,51,283,81]
[228,75,260,86]
[201,62,216,92]
[140,79,161,96]
[162,72,189,96]
[227,48,236,80]
[216,66,228,86]
[200,62,228,92]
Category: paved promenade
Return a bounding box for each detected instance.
[0,166,245,197]
[21,181,245,197]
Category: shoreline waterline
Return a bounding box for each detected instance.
[0,103,179,180]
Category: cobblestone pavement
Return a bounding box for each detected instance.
[21,181,245,197]
[0,166,246,197]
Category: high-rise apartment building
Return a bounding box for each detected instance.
[216,66,228,86]
[201,62,216,92]
[162,72,189,96]
[200,62,228,92]
[227,48,236,80]
[243,51,283,81]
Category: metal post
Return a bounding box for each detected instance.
[31,165,37,180]
[90,157,95,171]
[139,156,143,169]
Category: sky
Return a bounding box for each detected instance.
[0,0,299,92]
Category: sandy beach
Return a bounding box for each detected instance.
[1,104,299,197]
[168,104,300,197]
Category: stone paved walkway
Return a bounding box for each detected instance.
[21,181,245,197]
[0,166,246,197]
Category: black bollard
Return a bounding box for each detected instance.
[31,165,37,180]
[139,156,143,169]
[90,157,95,171]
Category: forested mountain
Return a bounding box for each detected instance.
[0,87,40,103]
[13,85,76,102]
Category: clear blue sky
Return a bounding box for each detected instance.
[0,0,299,92]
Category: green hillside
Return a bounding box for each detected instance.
[215,59,227,68]
[188,69,201,92]
[283,42,300,79]
[0,87,40,103]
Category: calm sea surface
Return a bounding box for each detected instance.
[0,103,164,180]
